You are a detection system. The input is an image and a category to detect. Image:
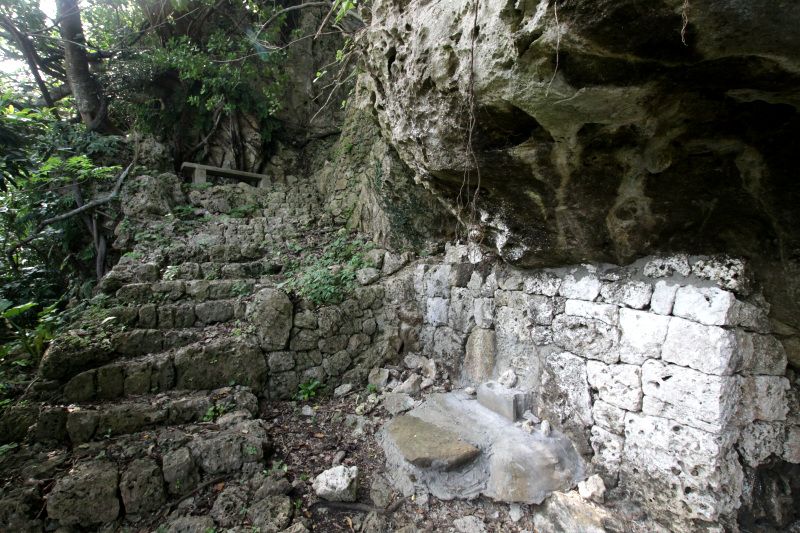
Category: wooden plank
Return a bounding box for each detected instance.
[180,162,267,185]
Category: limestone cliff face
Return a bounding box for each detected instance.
[360,0,800,332]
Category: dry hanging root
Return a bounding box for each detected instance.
[681,0,690,45]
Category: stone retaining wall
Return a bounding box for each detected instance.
[401,244,798,528]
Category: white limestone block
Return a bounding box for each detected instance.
[425,264,451,298]
[473,297,495,328]
[590,425,624,482]
[673,286,738,326]
[739,375,790,423]
[641,360,741,433]
[600,281,653,309]
[661,317,739,375]
[523,271,562,297]
[559,272,601,301]
[621,412,743,522]
[592,399,626,435]
[425,297,449,326]
[444,243,469,264]
[650,280,679,315]
[565,300,619,326]
[673,286,768,330]
[552,315,620,364]
[587,361,642,411]
[619,309,670,365]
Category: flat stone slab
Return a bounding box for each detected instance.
[379,392,585,504]
[386,415,480,471]
[477,381,534,421]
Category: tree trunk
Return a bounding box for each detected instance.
[0,15,57,114]
[56,0,111,132]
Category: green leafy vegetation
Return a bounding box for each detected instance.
[296,379,322,401]
[280,231,373,305]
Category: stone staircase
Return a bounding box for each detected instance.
[0,174,344,531]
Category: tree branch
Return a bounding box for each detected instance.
[6,160,136,263]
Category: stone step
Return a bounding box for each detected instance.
[63,336,267,403]
[379,390,585,504]
[3,407,275,530]
[156,259,281,281]
[36,386,259,445]
[105,298,245,330]
[40,327,204,382]
[115,279,259,304]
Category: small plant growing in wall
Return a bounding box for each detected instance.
[296,379,321,401]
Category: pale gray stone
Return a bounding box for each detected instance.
[464,328,495,384]
[368,367,390,391]
[425,297,449,326]
[578,474,606,503]
[673,286,742,326]
[247,288,293,351]
[591,400,626,435]
[738,375,789,422]
[473,297,494,328]
[650,280,679,315]
[618,309,670,365]
[641,360,741,432]
[586,361,642,411]
[661,317,739,375]
[454,516,487,533]
[692,256,750,294]
[590,426,624,485]
[524,271,562,297]
[477,381,533,422]
[600,281,653,309]
[552,315,620,364]
[564,299,619,325]
[47,461,119,526]
[559,272,601,301]
[313,466,358,502]
[356,267,381,285]
[736,421,785,466]
[538,352,594,455]
[621,412,743,522]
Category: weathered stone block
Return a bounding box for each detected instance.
[564,300,618,326]
[738,375,789,422]
[586,361,642,411]
[448,288,474,332]
[476,381,533,421]
[425,264,451,298]
[590,425,624,486]
[558,272,601,301]
[268,352,295,372]
[642,255,691,278]
[661,317,738,375]
[385,415,480,471]
[591,400,626,435]
[600,281,652,309]
[47,460,119,526]
[538,352,593,455]
[425,297,449,326]
[641,360,741,432]
[463,328,495,384]
[650,280,679,315]
[618,309,670,365]
[120,458,165,515]
[246,288,293,350]
[736,421,784,467]
[195,300,234,324]
[621,412,743,522]
[552,315,620,364]
[473,297,494,328]
[523,271,561,297]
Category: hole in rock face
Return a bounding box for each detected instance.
[386,47,397,76]
[473,103,552,151]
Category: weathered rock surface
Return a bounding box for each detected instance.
[380,392,584,504]
[46,461,120,526]
[385,415,480,471]
[313,465,359,502]
[363,0,800,335]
